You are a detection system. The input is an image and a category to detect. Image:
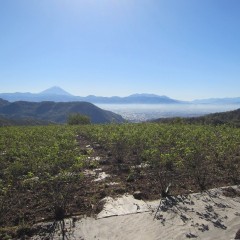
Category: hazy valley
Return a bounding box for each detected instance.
[96,103,240,122]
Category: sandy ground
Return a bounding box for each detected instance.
[33,186,240,240]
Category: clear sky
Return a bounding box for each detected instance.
[0,0,239,100]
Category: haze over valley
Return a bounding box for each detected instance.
[97,103,240,122]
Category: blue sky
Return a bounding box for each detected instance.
[0,0,239,100]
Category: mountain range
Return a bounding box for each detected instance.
[0,87,181,104]
[1,86,240,104]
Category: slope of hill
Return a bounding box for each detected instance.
[0,116,53,126]
[0,98,9,106]
[0,99,125,124]
[153,108,240,127]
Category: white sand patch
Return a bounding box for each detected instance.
[97,194,153,219]
[93,172,110,182]
[83,169,110,182]
[106,182,120,186]
[32,186,240,240]
[83,169,96,177]
[74,186,240,240]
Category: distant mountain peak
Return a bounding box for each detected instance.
[128,93,169,98]
[39,86,72,96]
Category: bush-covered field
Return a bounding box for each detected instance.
[0,123,240,238]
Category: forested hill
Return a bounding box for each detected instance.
[153,108,240,127]
[0,116,53,126]
[0,99,125,125]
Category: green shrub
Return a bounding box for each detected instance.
[67,113,91,125]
